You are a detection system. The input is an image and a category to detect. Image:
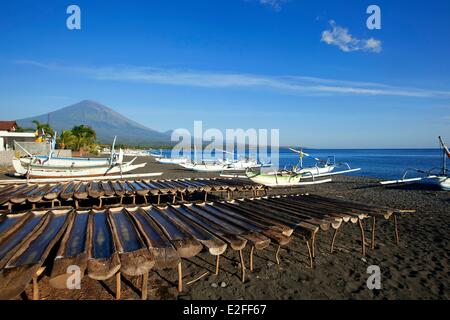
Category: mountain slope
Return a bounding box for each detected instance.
[17,100,171,145]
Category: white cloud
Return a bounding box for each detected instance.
[321,20,382,53]
[246,0,287,11]
[14,60,450,99]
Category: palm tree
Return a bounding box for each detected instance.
[71,125,97,151]
[32,120,55,137]
[57,129,76,149]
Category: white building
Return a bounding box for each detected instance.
[0,121,36,151]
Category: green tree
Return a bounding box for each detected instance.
[71,125,97,151]
[57,129,76,149]
[32,120,55,137]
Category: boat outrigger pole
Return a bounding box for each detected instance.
[110,136,117,164]
[438,136,449,175]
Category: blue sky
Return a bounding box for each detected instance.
[0,0,449,148]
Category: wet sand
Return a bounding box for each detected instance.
[3,157,449,300]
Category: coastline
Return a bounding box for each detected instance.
[4,157,448,300]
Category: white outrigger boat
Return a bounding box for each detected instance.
[245,148,360,187]
[179,148,264,172]
[156,156,189,165]
[12,136,147,179]
[380,136,450,191]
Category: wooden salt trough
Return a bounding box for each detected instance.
[0,178,267,210]
[0,194,409,300]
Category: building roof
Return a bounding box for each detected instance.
[0,121,18,131]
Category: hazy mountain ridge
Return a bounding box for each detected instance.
[17,100,171,145]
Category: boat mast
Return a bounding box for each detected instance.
[438,136,447,175]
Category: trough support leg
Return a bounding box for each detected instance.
[305,238,313,269]
[32,276,39,300]
[238,250,246,283]
[99,198,102,208]
[249,246,254,272]
[275,245,281,265]
[394,213,400,245]
[116,272,121,300]
[178,261,183,292]
[32,203,36,210]
[204,192,208,202]
[75,200,79,209]
[330,228,339,253]
[371,217,376,250]
[144,195,148,204]
[311,232,317,258]
[157,195,161,205]
[31,266,46,300]
[358,219,366,256]
[132,195,136,205]
[172,194,176,203]
[180,192,184,202]
[141,272,148,300]
[215,255,220,275]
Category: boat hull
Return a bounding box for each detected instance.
[246,172,331,187]
[437,176,450,190]
[156,157,189,164]
[13,159,146,178]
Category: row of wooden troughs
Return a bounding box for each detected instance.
[0,178,268,210]
[0,194,407,300]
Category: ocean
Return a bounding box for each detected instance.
[155,148,444,180]
[277,148,443,180]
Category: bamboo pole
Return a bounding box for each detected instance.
[305,239,313,268]
[330,228,338,253]
[32,276,39,300]
[394,213,400,245]
[358,219,366,256]
[311,233,317,258]
[186,272,209,286]
[238,250,246,283]
[249,246,254,272]
[116,272,121,300]
[141,272,148,300]
[178,261,183,292]
[275,245,281,265]
[371,217,376,250]
[215,255,220,275]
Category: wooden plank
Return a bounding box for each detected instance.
[163,205,227,255]
[87,210,121,280]
[142,206,202,259]
[126,207,180,270]
[49,210,90,289]
[0,209,74,299]
[108,208,154,276]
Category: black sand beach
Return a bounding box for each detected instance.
[1,157,449,300]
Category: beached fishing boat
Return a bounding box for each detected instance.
[12,136,147,179]
[156,157,189,165]
[244,149,360,187]
[179,159,256,172]
[380,136,450,190]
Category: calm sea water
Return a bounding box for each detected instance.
[277,149,443,180]
[154,148,443,180]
